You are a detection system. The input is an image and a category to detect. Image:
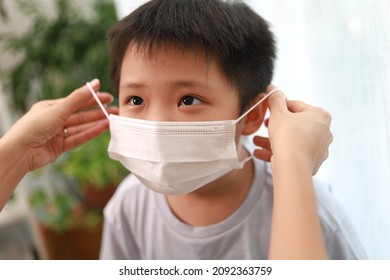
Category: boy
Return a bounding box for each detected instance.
[99,0,366,259]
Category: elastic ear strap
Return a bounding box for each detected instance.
[235,88,280,124]
[86,82,110,120]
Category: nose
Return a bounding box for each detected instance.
[145,103,175,122]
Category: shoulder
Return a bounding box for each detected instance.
[311,177,367,259]
[251,152,367,259]
[311,177,349,231]
[107,174,144,206]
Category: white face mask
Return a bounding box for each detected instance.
[87,83,278,195]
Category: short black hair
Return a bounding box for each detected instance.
[108,0,276,112]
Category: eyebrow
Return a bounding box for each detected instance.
[120,79,213,90]
[172,80,212,90]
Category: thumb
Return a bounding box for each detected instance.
[57,79,100,117]
[286,99,313,113]
[267,90,287,114]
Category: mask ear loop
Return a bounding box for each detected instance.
[234,88,280,164]
[234,88,280,124]
[86,82,111,120]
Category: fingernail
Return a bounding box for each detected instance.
[89,78,100,88]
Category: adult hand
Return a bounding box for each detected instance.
[253,85,333,175]
[2,79,118,172]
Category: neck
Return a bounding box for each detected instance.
[166,146,254,226]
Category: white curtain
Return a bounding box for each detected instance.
[114,0,390,259]
[246,0,390,259]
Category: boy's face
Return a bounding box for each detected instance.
[118,44,242,123]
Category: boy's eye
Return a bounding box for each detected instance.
[128,96,144,106]
[179,96,202,106]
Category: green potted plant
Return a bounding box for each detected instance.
[0,0,127,259]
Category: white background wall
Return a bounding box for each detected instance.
[245,0,390,259]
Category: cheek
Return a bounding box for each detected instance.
[117,94,125,115]
[118,105,133,117]
[118,106,126,116]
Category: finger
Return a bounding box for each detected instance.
[286,99,313,113]
[267,91,288,114]
[266,84,278,93]
[288,100,332,126]
[253,135,271,150]
[63,121,109,152]
[65,119,109,137]
[30,99,57,109]
[56,79,102,116]
[77,93,114,109]
[38,92,113,108]
[65,106,118,127]
[253,149,272,162]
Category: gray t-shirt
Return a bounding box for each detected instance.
[100,158,367,259]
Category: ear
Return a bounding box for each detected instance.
[241,93,268,136]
